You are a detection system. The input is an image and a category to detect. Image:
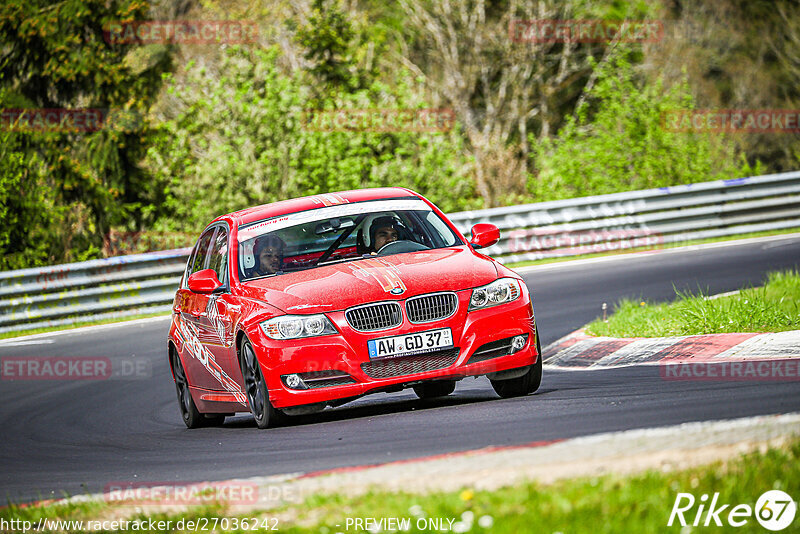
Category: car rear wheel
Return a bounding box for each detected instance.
[413,380,456,399]
[240,338,279,429]
[490,327,543,398]
[171,350,225,428]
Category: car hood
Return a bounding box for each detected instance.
[237,246,499,314]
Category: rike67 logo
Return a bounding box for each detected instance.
[669,490,797,531]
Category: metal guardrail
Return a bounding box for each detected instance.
[0,249,191,334]
[447,171,800,263]
[1,171,799,334]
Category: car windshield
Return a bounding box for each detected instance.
[237,198,463,281]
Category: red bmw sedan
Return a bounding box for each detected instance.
[168,188,541,428]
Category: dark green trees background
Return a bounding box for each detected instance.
[1,0,798,268]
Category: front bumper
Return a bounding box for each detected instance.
[251,288,538,409]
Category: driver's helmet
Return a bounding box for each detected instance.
[363,214,407,252]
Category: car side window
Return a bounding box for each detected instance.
[186,228,215,282]
[206,226,229,285]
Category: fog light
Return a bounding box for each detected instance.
[285,374,302,389]
[511,335,526,352]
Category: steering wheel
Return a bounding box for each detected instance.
[376,240,430,256]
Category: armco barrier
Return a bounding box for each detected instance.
[1,172,799,334]
[0,249,191,334]
[447,171,800,263]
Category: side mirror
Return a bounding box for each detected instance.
[469,223,500,249]
[187,269,222,294]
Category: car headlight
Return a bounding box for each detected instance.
[261,314,337,340]
[469,278,521,311]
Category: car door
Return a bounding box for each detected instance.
[203,226,244,393]
[176,226,227,391]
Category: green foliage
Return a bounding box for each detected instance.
[295,0,379,94]
[587,269,800,337]
[0,0,172,268]
[530,52,759,200]
[0,0,167,106]
[3,0,798,269]
[0,128,56,269]
[147,45,475,233]
[656,0,800,172]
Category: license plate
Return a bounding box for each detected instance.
[368,328,453,360]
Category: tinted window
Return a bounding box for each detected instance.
[187,228,215,278]
[206,227,229,284]
[237,199,463,281]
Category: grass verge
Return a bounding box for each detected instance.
[2,439,798,533]
[587,269,800,338]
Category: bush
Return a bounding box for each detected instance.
[530,52,760,200]
[146,45,476,233]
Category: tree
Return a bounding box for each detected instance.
[646,0,800,172]
[0,0,172,267]
[294,0,378,94]
[146,45,475,233]
[532,53,758,200]
[397,0,650,206]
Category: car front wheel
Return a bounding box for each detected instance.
[240,338,279,429]
[490,327,543,398]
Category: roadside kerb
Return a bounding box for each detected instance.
[543,329,800,374]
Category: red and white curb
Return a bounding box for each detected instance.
[543,329,800,370]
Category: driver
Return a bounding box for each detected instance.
[368,216,400,253]
[253,234,285,275]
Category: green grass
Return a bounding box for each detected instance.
[587,269,800,338]
[0,499,227,534]
[3,439,799,533]
[0,498,107,530]
[505,227,800,269]
[283,441,800,534]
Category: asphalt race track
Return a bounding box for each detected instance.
[2,235,800,503]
